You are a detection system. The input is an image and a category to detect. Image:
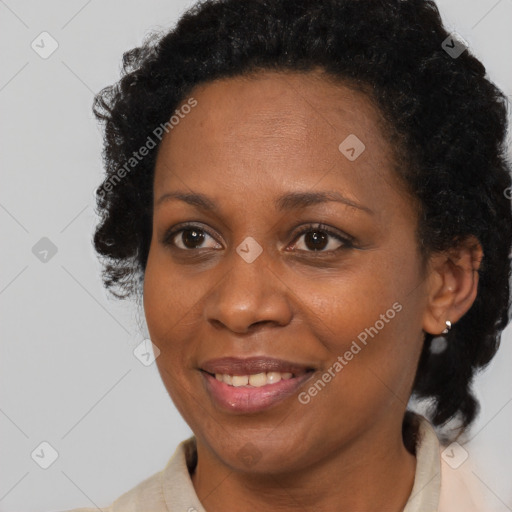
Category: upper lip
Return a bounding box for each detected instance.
[200,356,315,376]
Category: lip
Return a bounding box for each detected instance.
[200,357,316,414]
[201,356,314,376]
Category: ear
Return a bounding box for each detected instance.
[422,235,483,335]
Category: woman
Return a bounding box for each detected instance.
[64,0,512,510]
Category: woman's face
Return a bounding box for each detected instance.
[144,70,431,474]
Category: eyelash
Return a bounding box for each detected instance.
[163,222,354,255]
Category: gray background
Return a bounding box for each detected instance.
[1,0,511,510]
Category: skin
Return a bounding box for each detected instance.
[143,70,482,512]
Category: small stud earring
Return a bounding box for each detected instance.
[442,320,452,334]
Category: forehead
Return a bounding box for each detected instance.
[154,70,404,211]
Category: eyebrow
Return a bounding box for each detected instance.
[156,190,373,215]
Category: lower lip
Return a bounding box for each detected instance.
[202,372,313,413]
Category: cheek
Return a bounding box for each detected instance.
[142,244,219,364]
[143,246,190,362]
[302,247,424,392]
[142,248,208,426]
[307,260,415,348]
[143,243,193,336]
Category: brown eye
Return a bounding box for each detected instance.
[181,228,206,249]
[163,224,222,251]
[303,230,329,251]
[291,224,353,253]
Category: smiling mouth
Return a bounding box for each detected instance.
[200,355,316,376]
[203,370,312,387]
[199,357,317,413]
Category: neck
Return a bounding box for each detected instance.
[191,418,417,512]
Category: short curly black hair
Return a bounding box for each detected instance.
[92,0,512,442]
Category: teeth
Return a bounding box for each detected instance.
[249,372,267,387]
[232,375,249,386]
[267,371,281,384]
[214,371,294,387]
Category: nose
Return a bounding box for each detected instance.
[203,242,293,334]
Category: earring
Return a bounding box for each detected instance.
[442,320,452,334]
[430,320,451,355]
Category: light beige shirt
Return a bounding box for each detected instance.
[61,415,492,511]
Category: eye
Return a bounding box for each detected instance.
[289,223,353,253]
[162,222,353,254]
[163,223,222,250]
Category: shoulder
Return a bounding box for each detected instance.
[59,509,112,512]
[57,437,198,512]
[54,468,164,512]
[55,467,163,512]
[438,443,509,512]
[405,414,493,512]
[434,426,509,511]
